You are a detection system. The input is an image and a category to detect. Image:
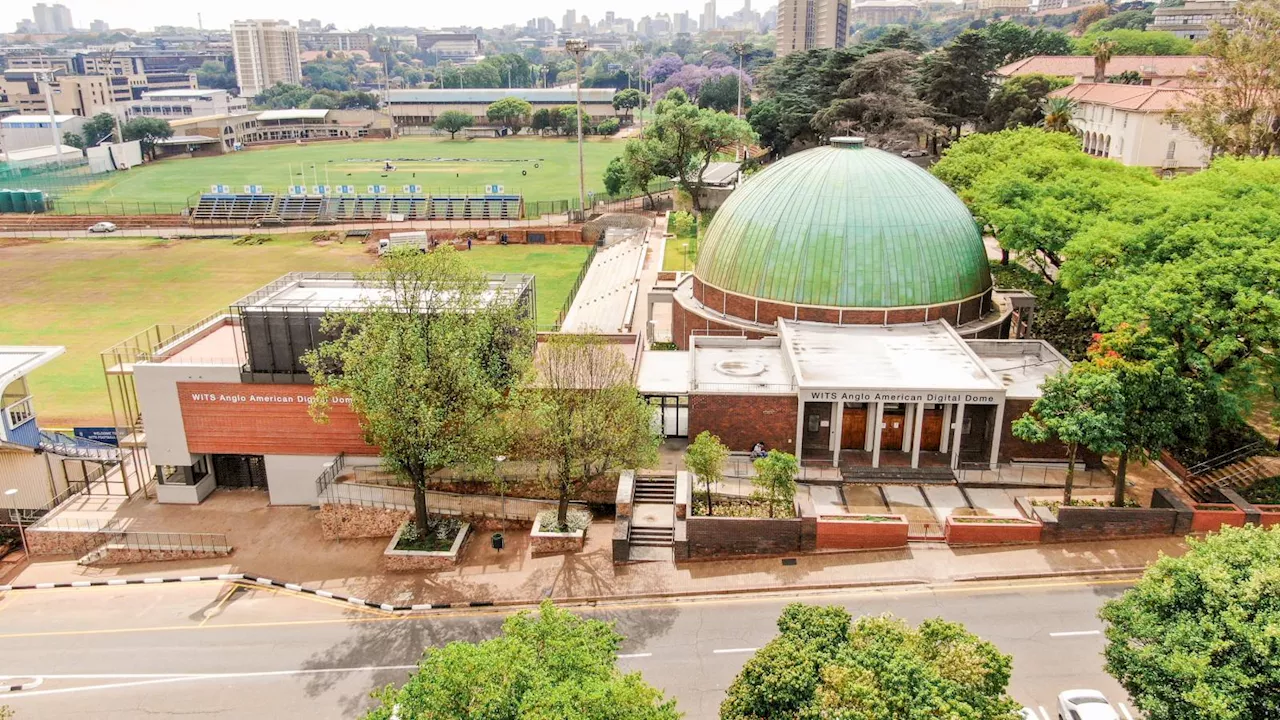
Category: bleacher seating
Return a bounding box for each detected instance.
[560,234,648,333]
[189,192,525,224]
[276,195,325,221]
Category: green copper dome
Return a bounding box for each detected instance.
[694,139,992,309]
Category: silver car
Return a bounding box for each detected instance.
[1058,689,1120,720]
[88,221,117,233]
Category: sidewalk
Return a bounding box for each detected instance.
[8,508,1185,607]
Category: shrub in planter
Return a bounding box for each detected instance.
[532,509,591,555]
[395,516,465,552]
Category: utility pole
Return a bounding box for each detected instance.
[732,41,749,163]
[565,38,589,220]
[39,66,64,166]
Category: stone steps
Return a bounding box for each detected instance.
[633,477,676,504]
[629,526,674,547]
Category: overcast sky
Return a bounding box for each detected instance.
[3,1,756,34]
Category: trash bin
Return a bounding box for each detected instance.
[491,532,504,551]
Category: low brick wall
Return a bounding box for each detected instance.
[1258,506,1280,527]
[683,514,817,559]
[530,532,586,555]
[319,504,411,540]
[1190,503,1246,533]
[945,517,1042,546]
[1040,505,1181,543]
[382,553,459,573]
[816,515,909,550]
[26,528,114,556]
[81,546,232,566]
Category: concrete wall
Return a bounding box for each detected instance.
[264,454,336,505]
[155,473,216,504]
[688,394,798,453]
[133,362,243,466]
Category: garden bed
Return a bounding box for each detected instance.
[530,510,590,555]
[1190,503,1246,533]
[816,514,909,550]
[944,516,1042,546]
[692,495,797,519]
[382,518,470,573]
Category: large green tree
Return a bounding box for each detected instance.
[485,97,534,134]
[685,431,729,516]
[634,89,755,213]
[80,112,119,147]
[509,334,660,529]
[1100,525,1280,720]
[121,117,173,159]
[918,31,993,139]
[982,73,1073,131]
[812,49,939,148]
[365,601,681,720]
[304,247,533,538]
[722,604,1021,720]
[434,110,472,139]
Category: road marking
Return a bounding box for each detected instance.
[2,665,421,699]
[198,585,238,627]
[1119,703,1134,720]
[1049,630,1101,638]
[712,648,758,654]
[1038,706,1050,720]
[617,653,652,659]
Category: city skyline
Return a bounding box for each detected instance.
[2,0,766,34]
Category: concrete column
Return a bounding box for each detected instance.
[901,403,914,452]
[795,398,805,457]
[832,402,843,467]
[871,402,885,468]
[911,401,925,469]
[989,401,1005,470]
[939,404,953,454]
[950,402,966,470]
[863,405,874,451]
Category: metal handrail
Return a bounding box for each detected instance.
[1187,440,1265,476]
[314,452,347,500]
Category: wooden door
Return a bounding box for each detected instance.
[921,408,944,451]
[880,412,906,449]
[841,406,867,449]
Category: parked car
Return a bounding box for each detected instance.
[900,149,928,158]
[1020,709,1039,720]
[88,221,117,233]
[1058,689,1119,720]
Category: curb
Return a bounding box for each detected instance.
[954,566,1147,583]
[0,677,42,692]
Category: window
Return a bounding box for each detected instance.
[1167,140,1177,160]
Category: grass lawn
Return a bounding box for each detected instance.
[0,237,589,425]
[56,135,625,207]
[663,220,700,272]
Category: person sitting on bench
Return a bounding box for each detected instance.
[750,441,767,460]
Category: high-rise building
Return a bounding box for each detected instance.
[701,0,719,31]
[297,18,323,32]
[32,3,73,33]
[231,20,302,99]
[89,19,109,33]
[563,9,577,32]
[674,11,696,33]
[776,0,849,57]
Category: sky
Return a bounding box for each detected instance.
[2,0,757,34]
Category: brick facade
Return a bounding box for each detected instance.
[683,514,817,559]
[998,398,1103,467]
[179,382,375,456]
[815,516,910,549]
[689,394,798,452]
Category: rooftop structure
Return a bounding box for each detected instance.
[1050,84,1208,172]
[993,55,1211,87]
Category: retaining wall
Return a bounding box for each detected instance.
[79,545,232,566]
[944,517,1042,546]
[815,515,910,550]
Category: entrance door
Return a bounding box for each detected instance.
[841,404,867,449]
[212,454,267,489]
[802,402,832,456]
[880,407,906,449]
[921,406,944,451]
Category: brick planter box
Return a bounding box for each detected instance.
[944,516,1042,546]
[682,513,817,560]
[816,515,909,550]
[319,504,411,540]
[530,529,586,555]
[1190,503,1247,533]
[382,522,469,573]
[1256,505,1280,527]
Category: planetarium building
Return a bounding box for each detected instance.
[641,138,1071,471]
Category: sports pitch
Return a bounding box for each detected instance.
[0,236,590,425]
[58,136,626,206]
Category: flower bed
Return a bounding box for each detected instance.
[382,519,470,573]
[530,510,590,555]
[1190,503,1246,533]
[692,495,797,519]
[944,516,1042,546]
[816,514,909,550]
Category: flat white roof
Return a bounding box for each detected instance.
[966,340,1071,399]
[237,275,533,312]
[636,351,691,395]
[691,338,794,394]
[1,114,76,124]
[0,145,82,162]
[142,88,228,98]
[256,109,331,121]
[0,346,64,389]
[779,319,1004,394]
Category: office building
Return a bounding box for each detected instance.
[563,9,578,32]
[777,0,850,56]
[1049,84,1209,173]
[1152,0,1238,40]
[32,3,73,34]
[231,20,303,99]
[125,88,249,121]
[298,31,372,51]
[89,19,109,33]
[702,0,719,31]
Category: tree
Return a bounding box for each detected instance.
[613,87,645,120]
[722,604,1021,720]
[1075,4,1112,33]
[812,50,940,149]
[1075,28,1195,55]
[1041,95,1077,132]
[981,21,1074,66]
[621,138,663,208]
[603,156,627,195]
[434,110,472,139]
[597,117,621,135]
[61,131,85,150]
[983,73,1074,131]
[638,99,755,213]
[304,247,532,539]
[121,117,173,159]
[304,94,336,109]
[645,52,685,84]
[1087,9,1155,32]
[510,334,659,530]
[1012,366,1127,505]
[195,60,237,90]
[558,104,590,136]
[336,91,379,109]
[685,431,729,516]
[253,82,314,109]
[530,107,555,134]
[1182,0,1280,157]
[697,73,750,114]
[80,112,118,147]
[918,31,994,138]
[1092,37,1118,83]
[1100,525,1280,720]
[364,601,680,720]
[486,97,533,134]
[751,450,798,518]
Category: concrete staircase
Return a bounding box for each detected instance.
[629,526,675,548]
[1185,455,1280,500]
[628,476,677,559]
[633,476,676,504]
[842,466,956,484]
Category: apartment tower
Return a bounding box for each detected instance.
[776,0,850,57]
[231,19,303,99]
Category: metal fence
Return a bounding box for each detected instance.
[314,452,347,499]
[44,199,190,216]
[1,480,90,527]
[549,243,599,330]
[955,462,1113,488]
[103,530,231,553]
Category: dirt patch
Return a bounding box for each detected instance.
[0,237,50,248]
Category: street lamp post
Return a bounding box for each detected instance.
[565,38,589,220]
[4,489,26,558]
[732,42,750,162]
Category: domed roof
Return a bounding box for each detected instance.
[694,138,992,309]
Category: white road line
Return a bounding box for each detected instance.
[712,648,758,654]
[1038,707,1050,720]
[2,665,421,699]
[617,653,652,659]
[1048,630,1101,637]
[1119,702,1134,720]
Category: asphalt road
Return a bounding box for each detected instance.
[0,578,1138,719]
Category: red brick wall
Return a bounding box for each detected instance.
[885,307,927,323]
[724,292,756,322]
[816,517,909,549]
[999,399,1102,467]
[757,300,791,325]
[797,306,840,323]
[688,394,797,452]
[178,382,375,456]
[944,518,1042,545]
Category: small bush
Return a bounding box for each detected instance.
[1244,476,1280,505]
[536,509,591,533]
[396,516,464,552]
[596,118,621,135]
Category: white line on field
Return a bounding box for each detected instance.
[712,648,758,654]
[2,665,421,699]
[617,653,652,659]
[1119,703,1134,720]
[1048,630,1101,637]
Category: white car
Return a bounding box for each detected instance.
[1058,689,1119,720]
[1019,709,1039,720]
[88,221,117,233]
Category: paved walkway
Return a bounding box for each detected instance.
[9,490,1185,607]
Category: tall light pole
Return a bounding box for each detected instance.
[4,489,26,558]
[732,41,750,162]
[565,38,589,220]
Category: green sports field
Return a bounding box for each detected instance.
[57,136,625,206]
[0,236,590,426]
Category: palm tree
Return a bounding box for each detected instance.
[1041,96,1077,132]
[1092,38,1118,83]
